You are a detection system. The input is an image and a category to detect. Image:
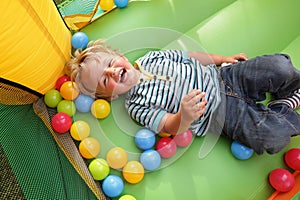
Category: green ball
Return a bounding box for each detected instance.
[89,158,110,181]
[57,100,76,117]
[44,89,62,108]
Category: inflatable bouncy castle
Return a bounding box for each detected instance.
[1,0,300,199]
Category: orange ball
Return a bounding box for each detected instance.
[122,161,144,184]
[79,137,100,159]
[60,81,79,100]
[106,147,128,169]
[91,99,111,119]
[100,0,114,11]
[70,120,90,141]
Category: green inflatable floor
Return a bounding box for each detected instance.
[77,0,300,199]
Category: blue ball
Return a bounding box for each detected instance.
[135,129,156,150]
[71,32,88,49]
[75,94,94,113]
[102,175,124,198]
[140,149,161,171]
[114,0,128,8]
[231,141,254,160]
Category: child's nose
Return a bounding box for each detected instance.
[106,68,116,77]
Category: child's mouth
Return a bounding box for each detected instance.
[119,69,126,83]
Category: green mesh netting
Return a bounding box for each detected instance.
[56,0,99,17]
[0,103,98,199]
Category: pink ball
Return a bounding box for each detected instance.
[56,75,71,91]
[172,130,193,147]
[156,137,177,158]
[269,168,295,192]
[51,112,72,134]
[284,148,300,171]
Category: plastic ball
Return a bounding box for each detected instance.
[55,75,70,91]
[284,148,300,171]
[60,81,79,100]
[91,99,111,119]
[119,194,136,200]
[57,100,76,117]
[122,161,144,184]
[140,149,161,171]
[269,168,295,192]
[158,132,171,137]
[75,94,94,113]
[172,130,193,147]
[51,112,72,134]
[156,137,177,158]
[89,158,110,181]
[44,89,62,108]
[114,0,128,8]
[106,147,128,169]
[100,0,114,11]
[79,137,100,159]
[231,141,254,160]
[135,129,156,150]
[70,120,90,141]
[102,175,124,198]
[71,32,89,49]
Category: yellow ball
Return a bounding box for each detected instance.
[106,147,128,169]
[79,137,100,159]
[122,161,144,184]
[119,194,136,200]
[60,81,79,100]
[100,0,114,11]
[70,120,90,141]
[158,132,172,137]
[91,99,111,119]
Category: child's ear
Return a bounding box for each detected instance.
[106,95,119,101]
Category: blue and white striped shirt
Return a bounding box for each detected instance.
[125,50,221,136]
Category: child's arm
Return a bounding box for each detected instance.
[158,90,207,135]
[187,52,248,66]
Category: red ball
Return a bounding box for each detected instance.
[51,112,72,134]
[156,137,177,158]
[172,130,193,147]
[56,75,71,91]
[285,148,300,171]
[269,168,295,192]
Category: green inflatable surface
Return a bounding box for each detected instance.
[77,0,300,199]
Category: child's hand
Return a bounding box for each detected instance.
[223,53,248,64]
[180,89,207,124]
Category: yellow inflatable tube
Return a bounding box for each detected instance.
[0,0,71,95]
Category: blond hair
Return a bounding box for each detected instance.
[66,39,121,99]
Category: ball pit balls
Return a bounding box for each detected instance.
[71,32,89,49]
[44,89,62,108]
[284,148,300,171]
[135,129,156,150]
[269,168,295,192]
[51,112,72,134]
[140,149,161,171]
[114,0,128,8]
[122,161,145,184]
[89,158,110,181]
[75,94,94,113]
[60,81,79,100]
[57,100,76,117]
[55,75,70,91]
[91,99,111,119]
[172,130,193,147]
[70,120,90,141]
[231,141,254,160]
[102,175,124,198]
[106,147,128,169]
[100,0,114,11]
[119,194,136,200]
[79,137,100,159]
[156,137,177,158]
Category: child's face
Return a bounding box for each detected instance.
[81,56,139,99]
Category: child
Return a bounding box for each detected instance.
[67,40,300,155]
